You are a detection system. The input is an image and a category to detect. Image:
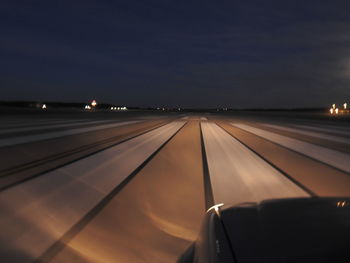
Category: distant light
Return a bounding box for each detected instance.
[337,201,347,207]
[42,104,47,109]
[344,103,347,110]
[85,105,91,110]
[91,100,97,107]
[330,108,334,114]
[332,104,336,109]
[335,108,339,114]
[110,106,114,110]
[178,108,181,111]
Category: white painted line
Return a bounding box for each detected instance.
[181,116,189,120]
[0,121,185,262]
[0,120,141,148]
[294,124,350,137]
[0,120,114,135]
[0,119,85,127]
[202,122,308,205]
[233,123,350,173]
[200,117,207,121]
[0,118,63,125]
[263,124,350,145]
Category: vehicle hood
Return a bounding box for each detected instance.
[220,197,350,263]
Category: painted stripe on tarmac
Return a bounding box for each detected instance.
[263,123,350,145]
[0,121,185,263]
[0,120,141,148]
[294,124,350,137]
[233,123,350,174]
[0,119,87,128]
[201,122,308,206]
[0,120,114,135]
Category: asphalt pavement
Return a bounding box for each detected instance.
[0,111,349,262]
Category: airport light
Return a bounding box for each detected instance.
[85,105,91,110]
[111,106,127,111]
[42,104,47,110]
[329,103,349,115]
[91,100,97,107]
[337,201,347,207]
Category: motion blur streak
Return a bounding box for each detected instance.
[0,119,113,135]
[201,122,309,205]
[262,123,350,145]
[0,121,185,263]
[50,121,205,263]
[219,121,350,197]
[233,123,350,173]
[0,120,142,147]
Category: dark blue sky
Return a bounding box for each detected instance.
[1,0,350,108]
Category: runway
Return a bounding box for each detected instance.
[0,121,185,262]
[201,122,309,205]
[232,123,350,173]
[0,111,349,262]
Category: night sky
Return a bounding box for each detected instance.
[1,1,350,108]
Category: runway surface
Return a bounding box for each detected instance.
[0,111,349,262]
[201,122,309,205]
